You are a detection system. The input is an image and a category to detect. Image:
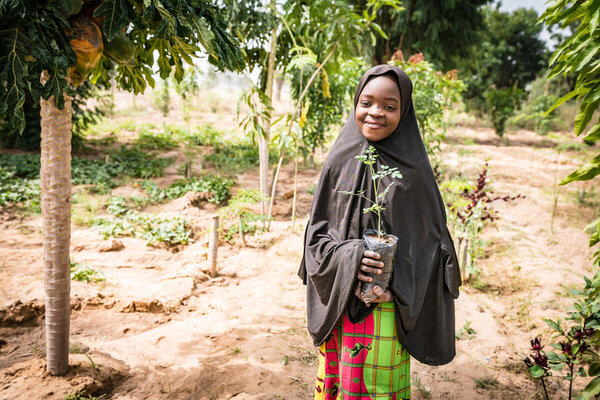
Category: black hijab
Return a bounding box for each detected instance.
[298,64,462,366]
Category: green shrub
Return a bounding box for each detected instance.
[70,262,106,283]
[0,166,40,208]
[140,175,234,205]
[219,188,266,244]
[176,124,224,147]
[132,128,180,150]
[205,140,278,174]
[485,86,525,138]
[93,202,192,246]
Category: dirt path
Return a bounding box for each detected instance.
[1,126,598,399]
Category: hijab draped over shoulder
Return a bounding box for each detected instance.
[298,64,461,366]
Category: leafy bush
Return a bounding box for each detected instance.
[205,139,278,174]
[140,175,234,205]
[132,128,180,151]
[70,262,106,284]
[93,202,192,246]
[508,74,571,134]
[0,166,40,208]
[0,149,174,187]
[442,163,523,280]
[524,270,600,400]
[485,86,526,138]
[219,188,266,245]
[176,124,224,147]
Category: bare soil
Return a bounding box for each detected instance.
[1,108,598,399]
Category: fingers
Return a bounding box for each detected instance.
[357,272,373,283]
[364,250,380,259]
[373,286,392,303]
[361,257,383,269]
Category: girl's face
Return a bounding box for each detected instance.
[355,75,401,141]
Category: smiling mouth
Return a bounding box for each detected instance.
[364,120,385,129]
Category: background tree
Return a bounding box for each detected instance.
[542,0,600,265]
[350,0,490,69]
[0,0,243,376]
[460,6,549,113]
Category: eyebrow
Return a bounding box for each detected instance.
[360,94,400,103]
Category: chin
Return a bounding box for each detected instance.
[361,129,390,142]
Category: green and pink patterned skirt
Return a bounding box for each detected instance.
[314,302,411,400]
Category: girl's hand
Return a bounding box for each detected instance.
[354,282,393,303]
[357,250,383,283]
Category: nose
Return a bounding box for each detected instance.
[368,105,383,117]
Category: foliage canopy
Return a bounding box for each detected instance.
[0,0,245,133]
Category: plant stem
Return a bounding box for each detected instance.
[540,377,551,400]
[568,363,573,400]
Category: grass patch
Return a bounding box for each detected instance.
[70,261,106,283]
[473,375,500,390]
[72,190,104,227]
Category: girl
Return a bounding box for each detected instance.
[299,65,461,399]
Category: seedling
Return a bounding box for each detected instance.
[339,145,402,239]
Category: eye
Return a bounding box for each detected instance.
[360,101,371,107]
[385,105,397,111]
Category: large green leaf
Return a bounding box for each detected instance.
[575,99,600,135]
[94,0,131,41]
[560,154,600,184]
[580,376,600,400]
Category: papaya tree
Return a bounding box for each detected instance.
[0,0,243,376]
[541,0,600,266]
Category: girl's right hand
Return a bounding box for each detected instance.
[357,250,383,283]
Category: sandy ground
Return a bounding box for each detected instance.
[0,113,598,399]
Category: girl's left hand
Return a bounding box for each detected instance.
[354,282,393,303]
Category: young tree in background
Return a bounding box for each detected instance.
[350,0,490,69]
[542,0,600,266]
[0,0,243,376]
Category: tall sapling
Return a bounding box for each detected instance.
[340,145,402,304]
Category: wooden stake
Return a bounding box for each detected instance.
[208,215,219,277]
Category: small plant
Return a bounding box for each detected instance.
[442,163,524,280]
[132,128,180,151]
[524,270,600,400]
[411,376,431,399]
[64,393,106,400]
[219,188,266,246]
[140,175,234,205]
[93,207,192,246]
[455,320,476,340]
[339,145,402,239]
[474,375,500,390]
[70,262,106,284]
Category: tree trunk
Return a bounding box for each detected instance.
[275,75,284,102]
[208,215,219,277]
[40,88,72,376]
[398,0,415,55]
[259,1,278,222]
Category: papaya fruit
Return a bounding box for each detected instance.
[50,0,83,17]
[67,15,103,85]
[103,32,135,66]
